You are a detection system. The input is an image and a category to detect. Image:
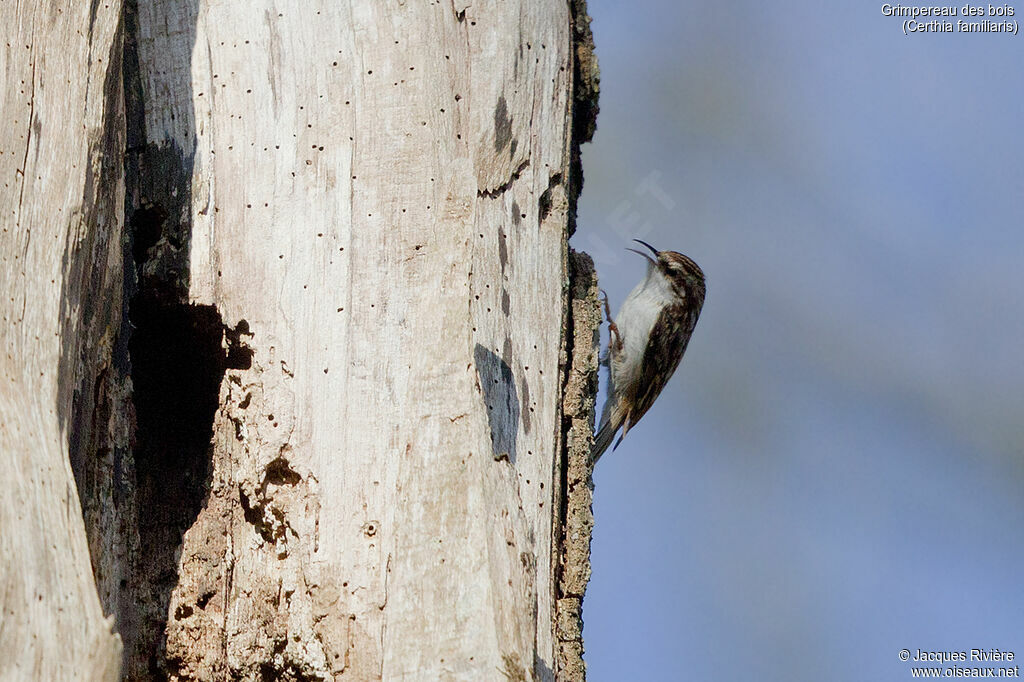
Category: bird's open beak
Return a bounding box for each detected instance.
[626,238,658,265]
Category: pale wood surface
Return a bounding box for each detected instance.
[0,1,125,679]
[133,1,575,678]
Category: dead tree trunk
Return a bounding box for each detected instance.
[1,0,599,679]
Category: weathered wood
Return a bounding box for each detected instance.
[0,1,126,679]
[1,0,599,678]
[124,1,580,679]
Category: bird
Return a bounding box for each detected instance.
[592,239,706,462]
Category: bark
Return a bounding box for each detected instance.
[1,0,599,679]
[555,253,599,680]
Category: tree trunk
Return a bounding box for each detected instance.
[0,0,599,679]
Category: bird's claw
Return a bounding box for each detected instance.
[599,289,623,353]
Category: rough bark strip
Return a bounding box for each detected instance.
[555,252,600,681]
[567,0,601,238]
[553,4,600,676]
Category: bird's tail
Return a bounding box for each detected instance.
[591,417,618,463]
[592,383,622,463]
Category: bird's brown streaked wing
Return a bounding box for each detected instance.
[629,302,696,428]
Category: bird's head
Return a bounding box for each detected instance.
[628,239,706,299]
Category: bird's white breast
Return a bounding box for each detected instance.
[610,263,676,394]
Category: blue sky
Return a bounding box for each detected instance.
[573,2,1024,680]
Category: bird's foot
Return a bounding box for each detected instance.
[600,289,623,353]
